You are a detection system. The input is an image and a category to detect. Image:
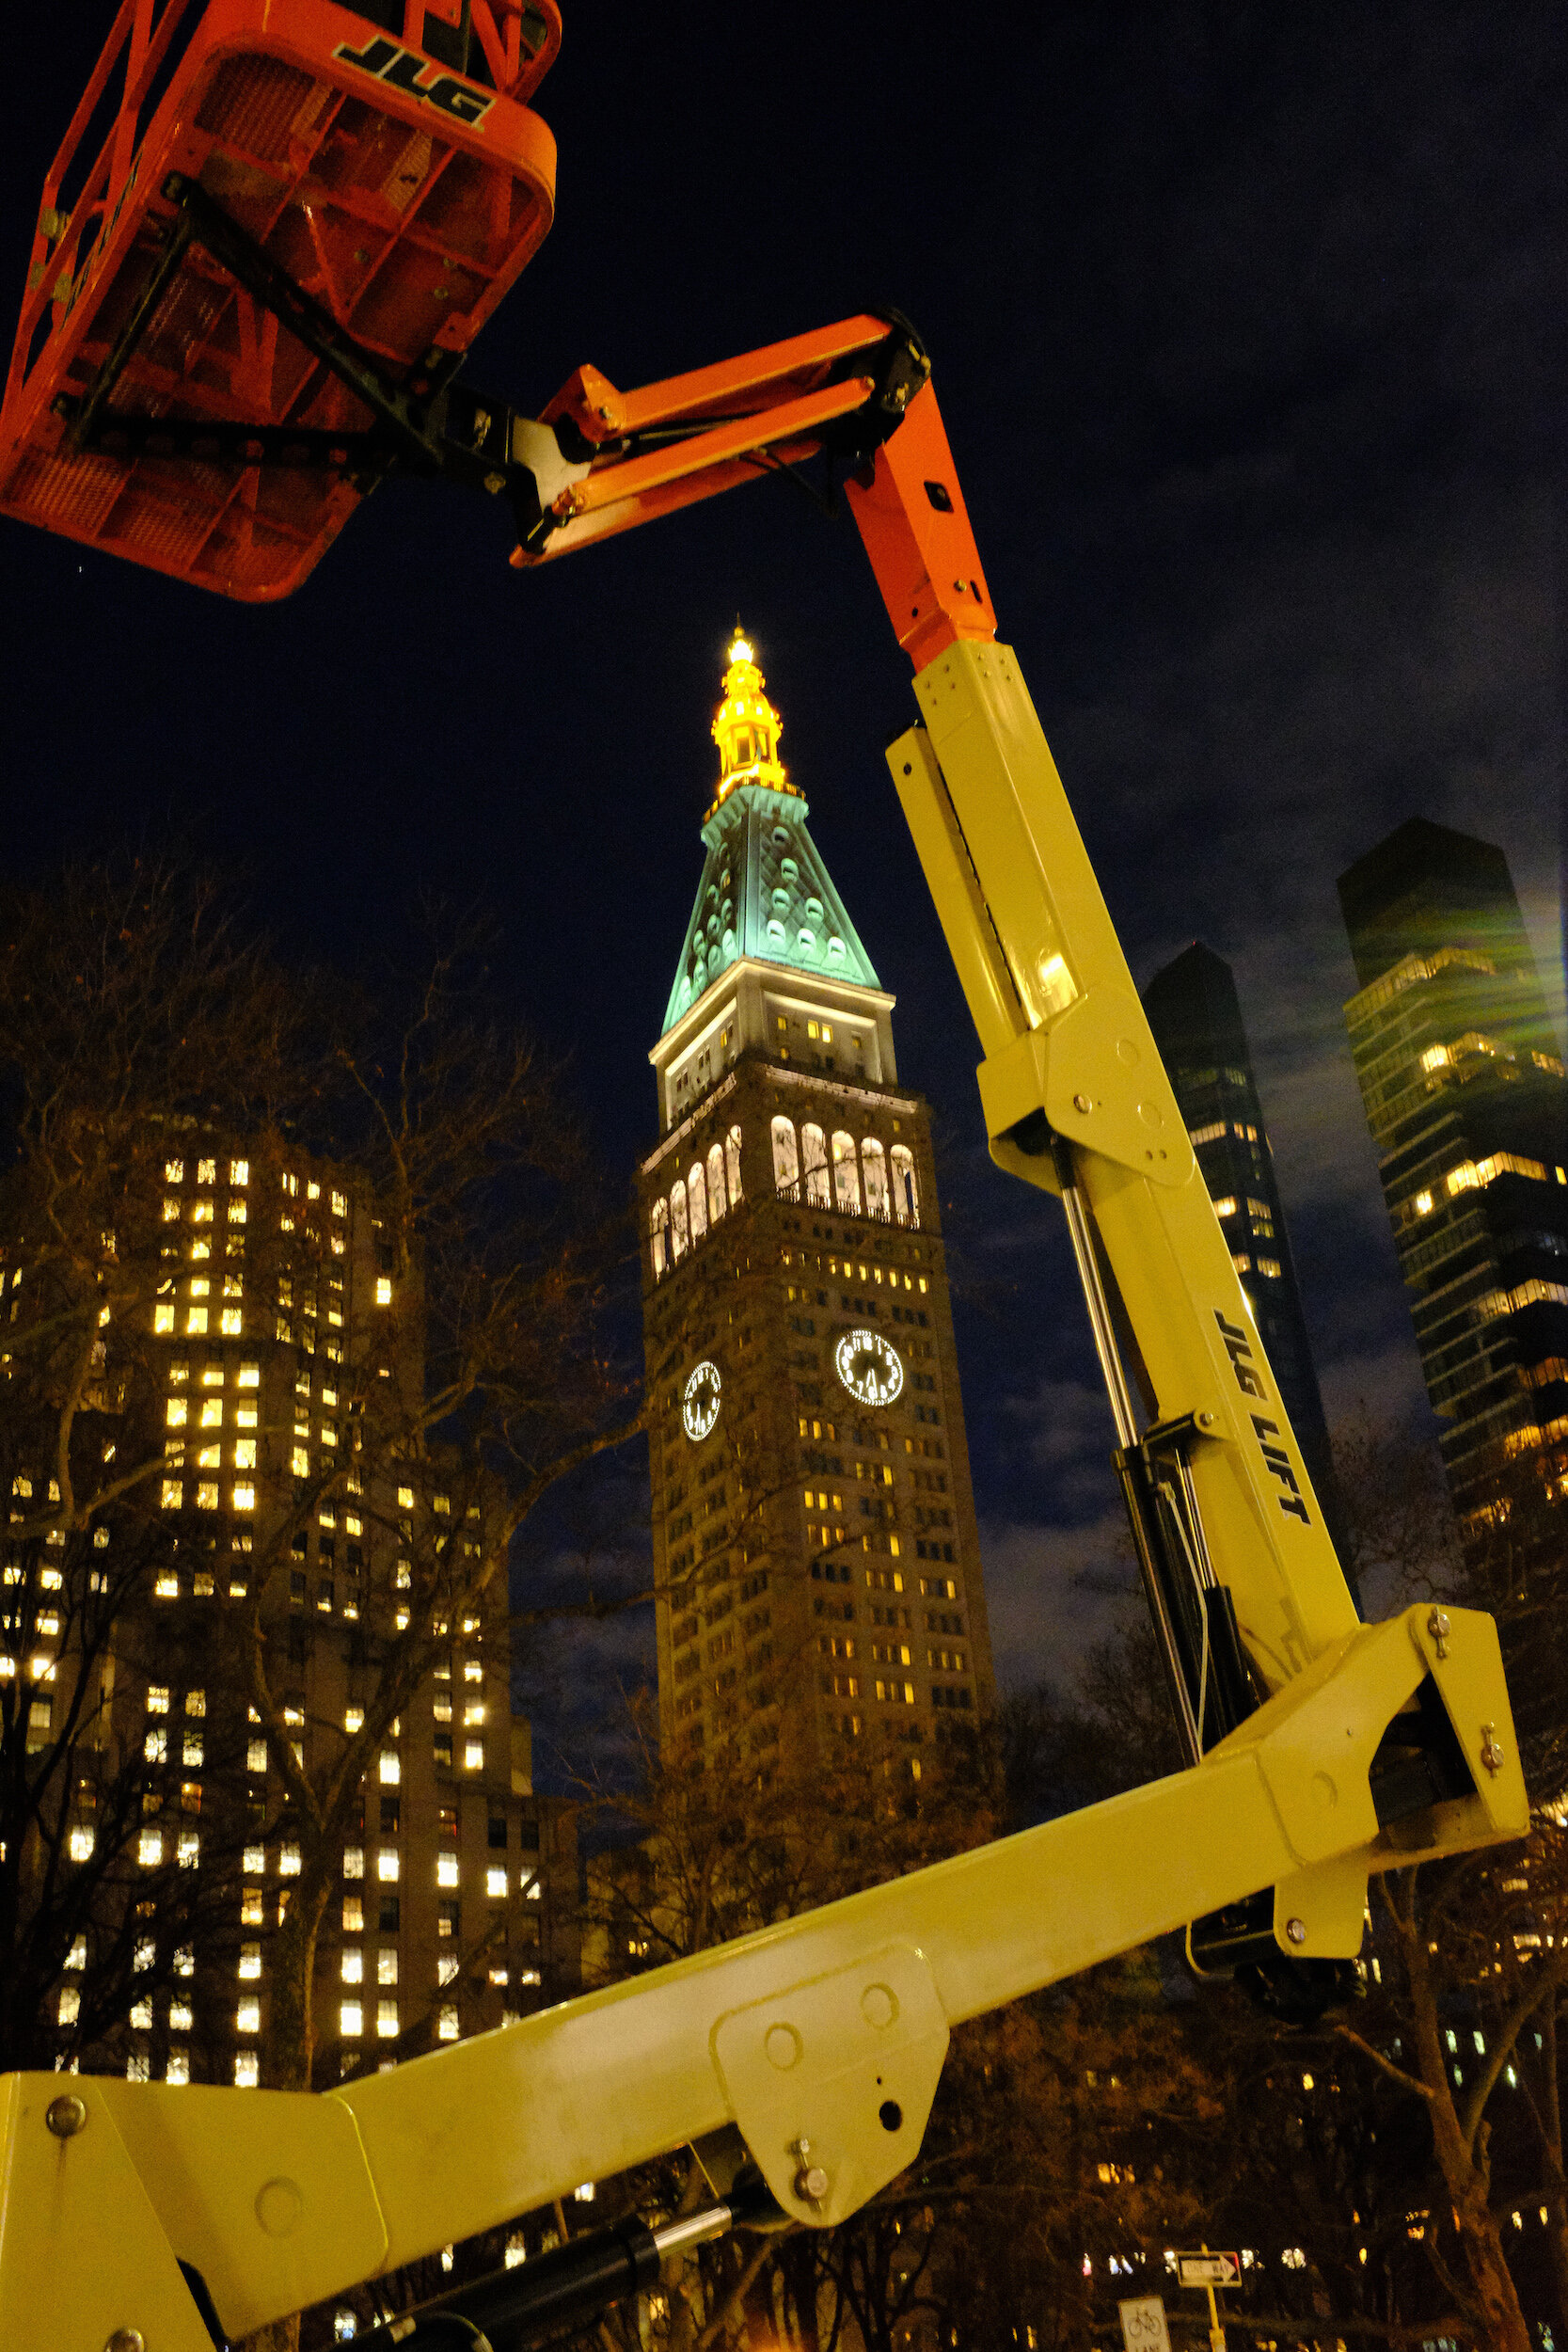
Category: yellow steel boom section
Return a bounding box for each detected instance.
[0,288,1529,2348]
[0,1608,1527,2350]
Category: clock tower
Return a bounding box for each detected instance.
[639,631,995,1783]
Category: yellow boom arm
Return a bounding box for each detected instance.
[0,322,1528,2352]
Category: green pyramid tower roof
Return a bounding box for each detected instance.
[661,633,880,1037]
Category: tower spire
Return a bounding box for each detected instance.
[708,625,799,818]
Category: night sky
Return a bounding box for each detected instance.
[2,6,1564,1783]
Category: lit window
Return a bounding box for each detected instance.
[437,2006,460,2042]
[237,1998,261,2034]
[1212,1196,1237,1218]
[464,1660,483,1684]
[144,1726,167,1763]
[57,1986,80,2026]
[68,1825,94,1862]
[341,1949,363,1983]
[165,2050,190,2086]
[65,1937,86,1971]
[175,1945,194,1978]
[154,1304,176,1333]
[375,1279,391,1306]
[186,1309,208,1336]
[233,1485,256,1512]
[378,1751,401,1785]
[376,1949,398,1986]
[398,1486,415,1509]
[486,1866,507,1899]
[292,1448,309,1476]
[196,1482,218,1510]
[230,1159,249,1186]
[237,1361,260,1389]
[166,1399,188,1428]
[341,2001,363,2039]
[279,1842,301,1876]
[244,1847,265,1876]
[345,1707,364,1733]
[130,2000,153,2032]
[178,1831,199,1868]
[235,2052,260,2088]
[138,1830,164,1867]
[197,1159,215,1185]
[239,1944,261,1979]
[377,1849,400,1883]
[436,1854,460,1889]
[220,1309,243,1337]
[376,1998,399,2039]
[166,1159,184,1184]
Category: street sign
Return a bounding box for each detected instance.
[1117,2296,1171,2351]
[1176,2251,1242,2287]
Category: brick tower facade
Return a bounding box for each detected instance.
[638,632,995,1791]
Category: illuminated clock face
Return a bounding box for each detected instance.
[834,1328,905,1407]
[682,1359,721,1442]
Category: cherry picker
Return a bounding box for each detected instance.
[0,8,1527,2345]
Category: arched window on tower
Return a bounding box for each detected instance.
[862,1137,889,1222]
[706,1142,727,1224]
[771,1117,799,1198]
[801,1124,831,1208]
[688,1164,708,1244]
[650,1198,669,1280]
[832,1132,861,1216]
[671,1181,689,1261]
[726,1123,743,1203]
[891,1145,919,1228]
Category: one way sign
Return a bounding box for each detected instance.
[1177,2251,1242,2288]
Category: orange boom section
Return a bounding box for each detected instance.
[0,0,559,599]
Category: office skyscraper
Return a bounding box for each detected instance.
[4,1136,575,2092]
[1338,818,1568,1507]
[1142,942,1339,1534]
[639,631,994,1785]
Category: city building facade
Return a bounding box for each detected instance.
[639,632,995,1784]
[5,1131,576,2093]
[1338,817,1568,1507]
[1142,941,1339,1533]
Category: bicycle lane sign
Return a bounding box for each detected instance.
[1118,2296,1171,2351]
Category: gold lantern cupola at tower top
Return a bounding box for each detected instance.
[707,627,800,818]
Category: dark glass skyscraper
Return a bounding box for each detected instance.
[1142,943,1340,1534]
[1338,818,1568,1510]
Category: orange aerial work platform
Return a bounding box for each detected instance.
[0,0,560,599]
